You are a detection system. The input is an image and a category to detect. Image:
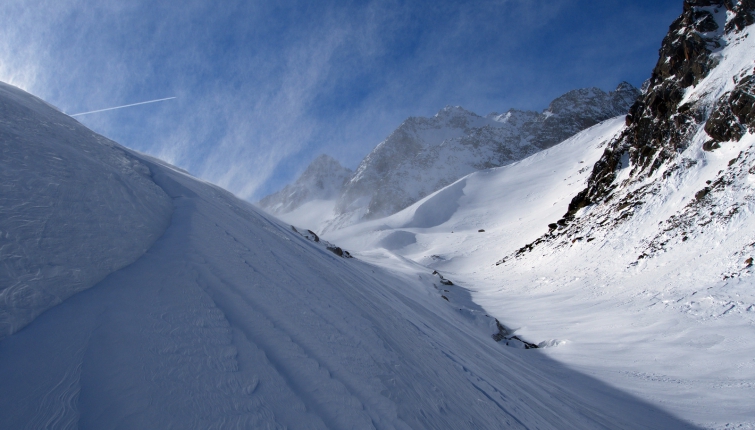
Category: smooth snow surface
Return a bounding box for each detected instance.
[0,83,697,428]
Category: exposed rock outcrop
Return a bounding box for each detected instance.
[500,0,755,265]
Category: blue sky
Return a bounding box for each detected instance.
[0,0,681,200]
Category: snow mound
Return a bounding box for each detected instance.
[0,82,172,339]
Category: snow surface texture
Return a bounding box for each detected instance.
[0,84,697,428]
[0,82,172,340]
[326,6,755,427]
[259,83,639,232]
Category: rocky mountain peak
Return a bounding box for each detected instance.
[568,0,752,216]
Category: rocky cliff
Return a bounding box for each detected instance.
[503,0,755,266]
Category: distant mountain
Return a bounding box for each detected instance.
[259,83,640,231]
[258,154,351,215]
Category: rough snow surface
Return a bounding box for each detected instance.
[0,82,172,340]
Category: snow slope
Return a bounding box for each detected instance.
[0,82,172,340]
[329,115,755,429]
[0,85,696,428]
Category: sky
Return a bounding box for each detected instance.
[0,0,682,200]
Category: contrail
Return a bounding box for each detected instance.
[69,97,177,117]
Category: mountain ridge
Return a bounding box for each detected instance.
[259,82,640,231]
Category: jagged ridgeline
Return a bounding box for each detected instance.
[505,0,755,262]
[260,83,640,229]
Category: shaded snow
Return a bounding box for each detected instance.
[0,82,172,340]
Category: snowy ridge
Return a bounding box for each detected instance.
[337,83,640,224]
[0,82,172,340]
[0,82,696,428]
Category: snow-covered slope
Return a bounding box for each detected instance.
[327,2,755,427]
[0,85,696,428]
[0,82,172,340]
[259,83,639,232]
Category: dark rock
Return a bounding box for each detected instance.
[478,229,485,232]
[702,140,722,151]
[695,187,711,201]
[562,2,728,220]
[326,246,343,256]
[491,319,538,349]
[705,74,755,143]
[307,230,320,242]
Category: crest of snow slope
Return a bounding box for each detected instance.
[328,3,755,428]
[0,82,172,340]
[0,84,696,429]
[259,84,639,233]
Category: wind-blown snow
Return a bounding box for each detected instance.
[0,83,696,428]
[0,82,172,340]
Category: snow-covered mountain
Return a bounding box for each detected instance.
[259,83,640,231]
[326,1,755,427]
[0,83,693,427]
[259,154,351,214]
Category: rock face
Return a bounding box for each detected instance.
[260,83,640,229]
[258,154,351,215]
[504,0,755,263]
